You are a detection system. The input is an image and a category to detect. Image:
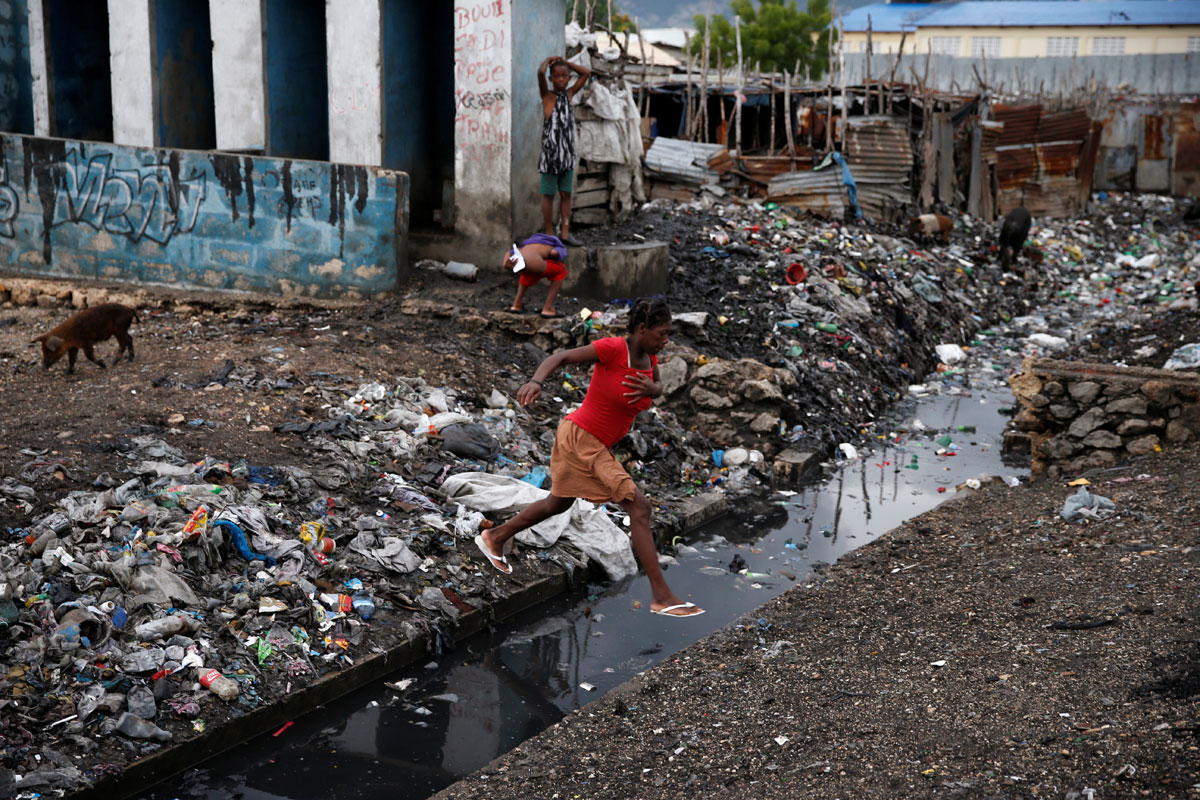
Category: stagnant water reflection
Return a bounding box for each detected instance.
[141,378,1026,800]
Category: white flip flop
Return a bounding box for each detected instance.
[650,602,706,618]
[474,533,512,575]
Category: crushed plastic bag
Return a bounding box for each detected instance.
[935,343,967,365]
[1163,343,1200,371]
[1060,486,1116,522]
[439,423,500,461]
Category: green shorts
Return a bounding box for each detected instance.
[540,170,575,195]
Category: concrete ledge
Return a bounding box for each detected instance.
[562,241,670,302]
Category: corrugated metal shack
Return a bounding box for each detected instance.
[1094,99,1200,196]
[991,105,1101,218]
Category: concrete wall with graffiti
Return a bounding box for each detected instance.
[0,134,409,298]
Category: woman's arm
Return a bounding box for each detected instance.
[516,344,599,406]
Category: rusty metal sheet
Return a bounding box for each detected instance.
[993,105,1041,147]
[996,145,1038,189]
[1023,176,1083,219]
[767,170,845,217]
[1077,121,1103,207]
[1172,104,1200,196]
[844,118,913,222]
[1037,109,1090,143]
[1142,115,1167,161]
[1037,142,1082,177]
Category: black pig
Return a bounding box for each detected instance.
[998,207,1032,268]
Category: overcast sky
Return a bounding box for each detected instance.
[619,0,874,28]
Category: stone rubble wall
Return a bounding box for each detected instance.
[1010,357,1200,478]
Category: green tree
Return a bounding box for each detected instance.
[691,0,836,79]
[566,0,634,33]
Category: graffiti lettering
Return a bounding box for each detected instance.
[454,28,505,53]
[455,59,505,86]
[52,148,206,245]
[329,82,379,116]
[0,165,17,239]
[454,88,508,111]
[264,165,324,219]
[454,1,504,30]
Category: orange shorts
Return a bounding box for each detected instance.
[549,419,636,504]
[519,259,567,288]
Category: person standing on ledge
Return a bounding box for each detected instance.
[475,298,705,619]
[538,55,588,247]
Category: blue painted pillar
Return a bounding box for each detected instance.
[265,0,328,160]
[154,0,215,149]
[0,0,34,134]
[45,0,113,141]
[382,0,452,227]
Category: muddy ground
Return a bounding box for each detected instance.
[434,446,1200,800]
[0,274,550,530]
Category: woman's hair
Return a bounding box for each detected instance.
[627,297,672,334]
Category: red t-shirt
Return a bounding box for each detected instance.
[565,336,658,448]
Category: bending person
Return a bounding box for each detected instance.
[477,298,704,619]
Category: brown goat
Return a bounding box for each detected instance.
[32,303,140,374]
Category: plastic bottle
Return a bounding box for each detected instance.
[135,614,197,642]
[352,594,376,621]
[956,425,977,433]
[814,321,839,333]
[197,667,239,701]
[126,685,157,719]
[115,711,172,742]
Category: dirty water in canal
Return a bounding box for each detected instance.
[138,344,1029,800]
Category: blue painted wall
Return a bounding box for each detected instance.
[0,0,34,135]
[154,0,215,149]
[265,0,328,160]
[0,134,410,298]
[382,1,453,228]
[510,0,564,235]
[46,0,111,141]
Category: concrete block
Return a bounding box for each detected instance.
[774,449,820,481]
[562,241,669,301]
[674,493,728,531]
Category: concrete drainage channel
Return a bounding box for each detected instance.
[128,344,1026,800]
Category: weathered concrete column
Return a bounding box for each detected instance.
[209,0,265,152]
[25,0,51,136]
[453,0,513,245]
[325,0,383,166]
[108,0,156,146]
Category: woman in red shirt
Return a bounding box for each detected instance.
[476,298,704,619]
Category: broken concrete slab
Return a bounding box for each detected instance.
[561,241,669,301]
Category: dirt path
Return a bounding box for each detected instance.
[434,448,1200,800]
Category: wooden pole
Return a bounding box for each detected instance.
[718,48,727,147]
[784,68,795,164]
[685,31,694,139]
[769,68,777,156]
[637,18,649,118]
[838,14,847,151]
[699,14,710,143]
[735,14,743,157]
[607,0,612,33]
[826,1,836,151]
[866,15,873,116]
